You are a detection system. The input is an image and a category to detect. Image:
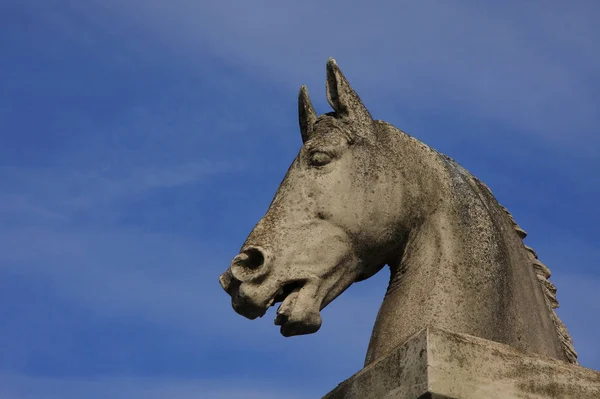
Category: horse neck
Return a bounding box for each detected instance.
[363,153,567,366]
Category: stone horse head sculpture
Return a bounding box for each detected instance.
[219,58,577,366]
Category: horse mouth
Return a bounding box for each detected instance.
[270,280,322,336]
[225,275,323,336]
[272,281,303,323]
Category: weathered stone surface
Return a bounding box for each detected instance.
[218,57,578,373]
[323,328,600,399]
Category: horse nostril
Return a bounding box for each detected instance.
[239,247,265,270]
[230,246,269,282]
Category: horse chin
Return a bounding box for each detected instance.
[271,280,323,337]
[271,257,361,336]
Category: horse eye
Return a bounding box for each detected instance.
[309,151,333,166]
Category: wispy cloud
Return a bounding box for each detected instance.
[0,373,316,399]
[1,161,232,214]
[70,0,600,150]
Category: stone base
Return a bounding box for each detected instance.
[323,328,600,399]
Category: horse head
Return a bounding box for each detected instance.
[218,59,420,337]
[218,58,577,368]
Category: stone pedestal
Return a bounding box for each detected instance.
[323,328,600,399]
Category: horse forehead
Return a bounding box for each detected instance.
[313,117,344,134]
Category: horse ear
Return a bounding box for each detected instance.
[325,58,372,125]
[298,85,317,143]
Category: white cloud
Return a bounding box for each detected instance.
[63,0,600,149]
[1,161,230,213]
[0,94,246,222]
[0,373,315,399]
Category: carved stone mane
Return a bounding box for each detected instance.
[478,178,578,363]
[415,140,577,364]
[406,135,577,364]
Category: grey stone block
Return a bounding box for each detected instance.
[323,328,600,399]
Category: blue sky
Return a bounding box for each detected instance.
[1,1,599,397]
